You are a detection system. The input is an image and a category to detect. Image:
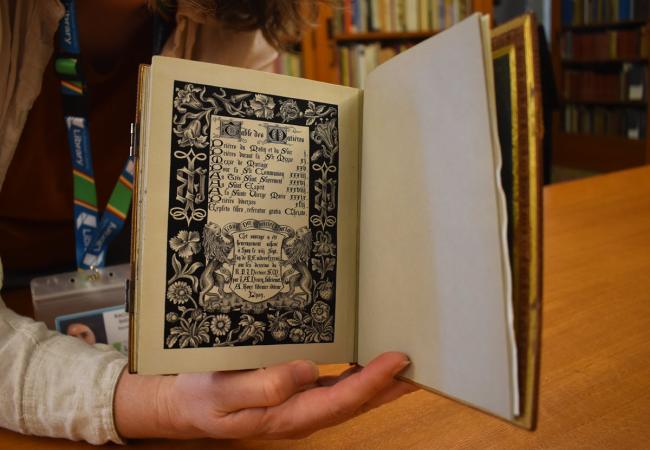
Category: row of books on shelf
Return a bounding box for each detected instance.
[338,43,413,87]
[562,0,650,26]
[563,104,647,139]
[561,28,648,60]
[274,52,302,78]
[563,64,646,102]
[334,0,472,34]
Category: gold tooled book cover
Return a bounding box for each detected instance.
[491,13,544,429]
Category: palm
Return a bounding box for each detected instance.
[166,352,415,439]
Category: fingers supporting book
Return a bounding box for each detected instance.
[227,352,412,439]
[114,352,413,440]
[211,360,320,411]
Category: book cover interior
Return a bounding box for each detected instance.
[357,14,519,420]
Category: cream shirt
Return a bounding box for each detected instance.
[0,0,277,444]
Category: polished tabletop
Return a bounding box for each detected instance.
[2,167,650,449]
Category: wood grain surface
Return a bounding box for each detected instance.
[2,167,649,449]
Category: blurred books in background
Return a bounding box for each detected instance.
[274,52,303,78]
[335,0,473,87]
[561,28,647,61]
[562,61,647,140]
[561,0,649,25]
[563,105,646,139]
[339,42,415,88]
[334,0,472,34]
[559,0,649,141]
[563,64,646,102]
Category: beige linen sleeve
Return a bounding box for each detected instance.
[0,0,128,444]
[0,278,128,444]
[0,260,128,444]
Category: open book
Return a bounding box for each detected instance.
[129,14,543,428]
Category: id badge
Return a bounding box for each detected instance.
[30,264,130,330]
[55,305,128,354]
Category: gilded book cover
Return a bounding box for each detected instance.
[492,13,544,429]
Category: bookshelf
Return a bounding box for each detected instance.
[299,1,493,85]
[551,0,650,172]
[273,51,302,78]
[334,31,436,41]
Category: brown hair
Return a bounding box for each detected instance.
[150,0,322,49]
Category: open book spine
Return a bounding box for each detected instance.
[128,64,150,373]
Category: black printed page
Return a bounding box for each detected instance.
[132,57,362,374]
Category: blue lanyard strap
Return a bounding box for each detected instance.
[56,0,135,270]
[57,0,81,54]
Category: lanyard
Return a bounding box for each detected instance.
[56,0,135,270]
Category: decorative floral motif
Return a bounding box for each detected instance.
[284,308,333,344]
[311,257,335,279]
[278,99,301,122]
[210,314,232,336]
[167,281,193,305]
[166,312,179,322]
[248,94,275,120]
[271,327,288,341]
[289,327,305,343]
[304,316,333,343]
[310,301,330,323]
[237,314,266,344]
[173,84,203,112]
[311,119,339,164]
[169,230,201,259]
[191,309,205,321]
[168,229,203,295]
[176,119,208,148]
[304,101,336,126]
[172,83,251,152]
[314,231,336,257]
[204,298,230,313]
[268,310,291,341]
[166,317,211,348]
[317,280,334,301]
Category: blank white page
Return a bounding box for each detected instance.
[357,14,517,419]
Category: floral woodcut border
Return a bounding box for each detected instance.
[163,80,339,349]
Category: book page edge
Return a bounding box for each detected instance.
[481,14,520,419]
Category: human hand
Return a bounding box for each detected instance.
[115,352,415,440]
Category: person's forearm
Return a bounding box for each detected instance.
[0,300,127,444]
[113,353,413,441]
[114,370,183,439]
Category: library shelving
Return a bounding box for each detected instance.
[299,1,494,86]
[551,0,650,172]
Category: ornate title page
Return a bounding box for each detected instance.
[164,82,340,349]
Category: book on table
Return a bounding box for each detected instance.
[128,13,543,429]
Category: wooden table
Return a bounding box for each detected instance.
[2,167,650,449]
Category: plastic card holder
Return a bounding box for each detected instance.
[55,305,129,354]
[30,264,130,329]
